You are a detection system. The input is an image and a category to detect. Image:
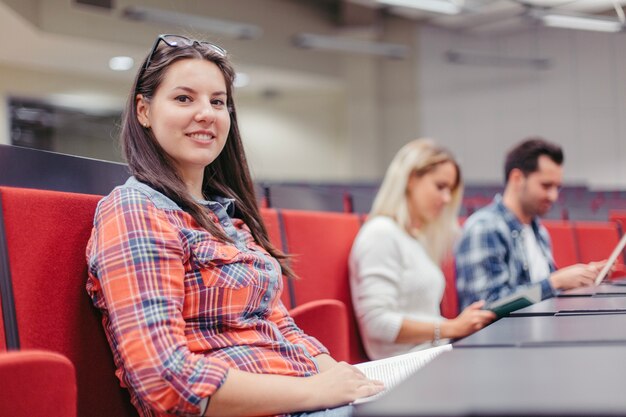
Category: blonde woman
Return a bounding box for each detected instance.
[349,139,495,360]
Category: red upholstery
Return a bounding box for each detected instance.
[573,221,626,279]
[0,349,77,417]
[440,256,458,319]
[280,209,368,363]
[543,220,580,269]
[0,187,138,417]
[290,299,350,363]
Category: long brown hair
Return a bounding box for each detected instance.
[121,37,295,279]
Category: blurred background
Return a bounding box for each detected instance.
[2,0,626,217]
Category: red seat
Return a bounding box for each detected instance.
[0,349,77,417]
[0,186,138,417]
[573,221,625,279]
[279,209,368,363]
[543,220,579,269]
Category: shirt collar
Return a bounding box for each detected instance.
[493,194,542,235]
[197,195,236,217]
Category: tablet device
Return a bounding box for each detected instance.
[594,233,626,286]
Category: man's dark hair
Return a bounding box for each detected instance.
[504,137,564,184]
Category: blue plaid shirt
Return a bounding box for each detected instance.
[455,195,556,310]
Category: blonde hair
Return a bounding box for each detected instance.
[369,138,463,263]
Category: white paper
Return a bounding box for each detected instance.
[352,343,452,404]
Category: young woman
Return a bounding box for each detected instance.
[349,139,495,360]
[86,34,382,417]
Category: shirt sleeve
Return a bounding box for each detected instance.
[88,189,229,416]
[350,221,406,344]
[268,299,329,357]
[455,220,553,311]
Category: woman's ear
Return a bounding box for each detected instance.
[136,94,150,127]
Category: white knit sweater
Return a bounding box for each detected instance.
[349,216,445,360]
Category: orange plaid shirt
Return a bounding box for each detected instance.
[86,177,327,416]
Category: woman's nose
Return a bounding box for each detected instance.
[441,188,452,204]
[194,102,216,123]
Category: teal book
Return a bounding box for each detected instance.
[486,286,542,318]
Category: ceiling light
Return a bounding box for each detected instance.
[122,6,263,39]
[293,33,409,59]
[541,13,623,33]
[108,56,134,71]
[376,0,460,15]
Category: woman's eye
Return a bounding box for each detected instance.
[212,99,225,106]
[175,95,191,103]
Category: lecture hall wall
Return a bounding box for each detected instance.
[419,25,626,189]
[2,0,626,188]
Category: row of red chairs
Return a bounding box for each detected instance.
[1,185,625,417]
[0,187,371,417]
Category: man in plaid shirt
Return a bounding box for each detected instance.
[455,138,603,310]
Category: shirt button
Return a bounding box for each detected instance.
[263,295,270,302]
[511,230,519,238]
[222,221,229,227]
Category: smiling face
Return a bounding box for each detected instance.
[406,160,459,228]
[136,58,231,186]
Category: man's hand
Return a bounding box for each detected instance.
[549,262,606,290]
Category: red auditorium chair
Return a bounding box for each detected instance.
[0,186,139,417]
[573,221,626,279]
[279,209,368,363]
[543,220,580,268]
[0,349,77,417]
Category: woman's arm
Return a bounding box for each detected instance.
[205,363,384,417]
[395,303,495,344]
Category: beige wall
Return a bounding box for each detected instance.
[0,0,421,183]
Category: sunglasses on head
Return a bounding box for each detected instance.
[141,34,227,74]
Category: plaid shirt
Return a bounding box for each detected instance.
[454,195,556,311]
[86,177,327,417]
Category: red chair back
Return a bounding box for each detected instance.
[279,209,368,363]
[0,187,138,417]
[573,221,625,279]
[543,220,580,268]
[0,349,77,417]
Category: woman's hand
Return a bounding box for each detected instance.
[443,301,496,339]
[304,362,384,410]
